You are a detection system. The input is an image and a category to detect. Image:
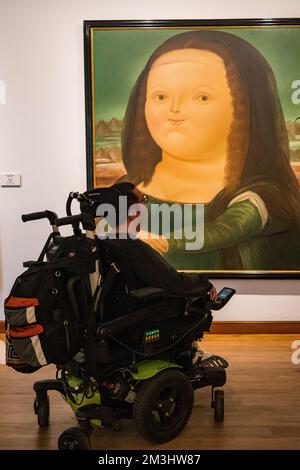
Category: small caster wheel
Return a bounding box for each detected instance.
[58,427,91,450]
[34,396,50,427]
[214,390,224,423]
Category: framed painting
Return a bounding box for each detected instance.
[84,18,300,278]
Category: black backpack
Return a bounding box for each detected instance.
[4,233,99,373]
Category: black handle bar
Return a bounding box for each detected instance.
[56,212,95,230]
[22,210,58,225]
[22,193,96,232]
[22,210,94,231]
[56,214,83,227]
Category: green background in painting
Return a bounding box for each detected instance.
[92,27,300,122]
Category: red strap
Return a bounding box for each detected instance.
[9,324,44,338]
[5,296,39,308]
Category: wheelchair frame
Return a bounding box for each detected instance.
[20,190,229,449]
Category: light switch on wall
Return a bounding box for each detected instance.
[0,173,22,187]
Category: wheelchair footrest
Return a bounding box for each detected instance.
[202,367,226,387]
[189,357,227,390]
[199,355,228,369]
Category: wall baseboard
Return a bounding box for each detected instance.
[1,320,300,335]
[210,321,300,334]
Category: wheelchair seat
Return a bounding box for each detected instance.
[86,238,212,374]
[97,237,210,298]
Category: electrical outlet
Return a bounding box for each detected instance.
[0,173,21,187]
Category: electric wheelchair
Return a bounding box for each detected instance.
[19,188,233,450]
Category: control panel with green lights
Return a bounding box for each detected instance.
[143,328,160,344]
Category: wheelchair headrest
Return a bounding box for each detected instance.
[81,183,147,217]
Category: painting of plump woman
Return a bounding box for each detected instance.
[87,24,300,274]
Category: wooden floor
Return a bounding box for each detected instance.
[1,334,300,450]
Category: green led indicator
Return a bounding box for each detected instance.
[145,329,160,337]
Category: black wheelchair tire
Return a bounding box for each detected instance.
[133,369,194,443]
[34,396,50,427]
[214,390,224,422]
[58,427,91,450]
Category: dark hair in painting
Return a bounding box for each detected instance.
[120,30,300,228]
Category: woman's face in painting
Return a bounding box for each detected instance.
[144,49,234,161]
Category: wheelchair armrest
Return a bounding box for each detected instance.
[129,287,209,300]
[129,287,170,299]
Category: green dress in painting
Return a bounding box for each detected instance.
[144,191,300,271]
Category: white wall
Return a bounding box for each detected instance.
[0,0,300,321]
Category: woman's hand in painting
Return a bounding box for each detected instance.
[137,230,169,253]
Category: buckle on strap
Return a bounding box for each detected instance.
[111,262,121,273]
